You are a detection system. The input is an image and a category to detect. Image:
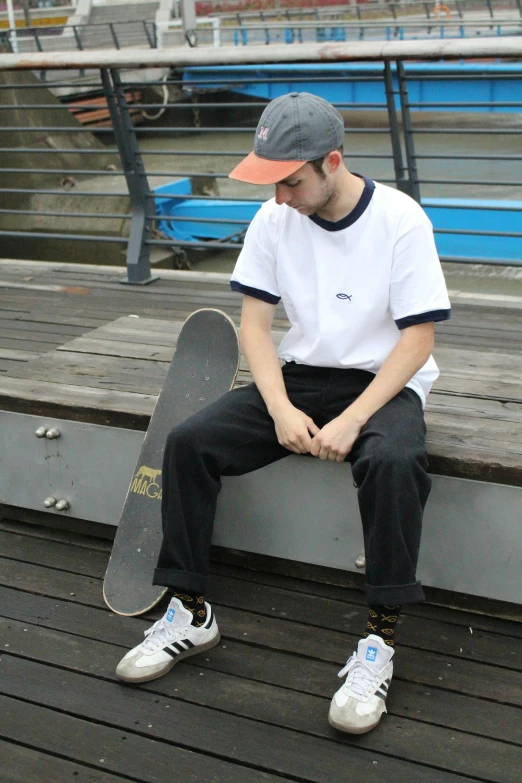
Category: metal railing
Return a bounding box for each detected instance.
[5,0,522,55]
[0,38,521,284]
[2,19,158,54]
[209,0,522,24]
[215,17,522,46]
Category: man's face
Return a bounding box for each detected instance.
[274,160,336,216]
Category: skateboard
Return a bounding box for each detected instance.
[103,308,240,616]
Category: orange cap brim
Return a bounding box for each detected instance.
[228,152,305,185]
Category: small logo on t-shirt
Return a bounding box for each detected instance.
[366,646,377,662]
[336,293,352,301]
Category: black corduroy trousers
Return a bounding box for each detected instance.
[153,362,432,606]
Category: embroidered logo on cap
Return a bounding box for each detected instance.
[257,126,269,140]
[366,646,377,662]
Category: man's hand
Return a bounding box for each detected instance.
[271,401,320,454]
[310,413,363,463]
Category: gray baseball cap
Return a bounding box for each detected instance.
[229,92,345,185]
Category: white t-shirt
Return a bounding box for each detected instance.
[231,177,451,406]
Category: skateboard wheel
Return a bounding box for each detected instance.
[44,496,57,508]
[355,553,366,569]
[55,499,70,511]
[45,428,61,439]
[35,427,48,438]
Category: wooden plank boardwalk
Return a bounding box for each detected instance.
[0,258,521,781]
[1,516,522,783]
[1,259,522,485]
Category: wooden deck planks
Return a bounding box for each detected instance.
[1,260,522,484]
[1,518,520,783]
[0,696,287,783]
[0,740,139,783]
[3,309,521,483]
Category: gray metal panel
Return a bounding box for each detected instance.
[420,476,522,601]
[1,410,521,603]
[0,411,144,526]
[216,458,365,571]
[215,456,522,605]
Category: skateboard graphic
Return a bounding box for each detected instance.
[103,308,240,616]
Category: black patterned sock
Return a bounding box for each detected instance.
[171,590,207,627]
[363,605,402,647]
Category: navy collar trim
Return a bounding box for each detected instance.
[308,175,375,232]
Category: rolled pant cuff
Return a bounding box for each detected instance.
[153,567,208,595]
[365,580,425,606]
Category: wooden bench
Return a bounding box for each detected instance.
[0,314,521,605]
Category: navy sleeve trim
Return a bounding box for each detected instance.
[395,308,451,330]
[230,280,280,305]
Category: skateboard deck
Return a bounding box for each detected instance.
[103,308,240,616]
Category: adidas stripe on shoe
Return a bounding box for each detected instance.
[116,596,220,684]
[328,634,394,734]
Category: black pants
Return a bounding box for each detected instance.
[154,363,432,605]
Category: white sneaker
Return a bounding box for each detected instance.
[116,596,220,683]
[328,635,394,734]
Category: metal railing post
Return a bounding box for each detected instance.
[383,61,410,196]
[71,25,85,77]
[72,25,83,51]
[108,22,121,50]
[100,68,157,285]
[31,28,47,82]
[143,20,154,48]
[396,60,421,203]
[260,11,270,45]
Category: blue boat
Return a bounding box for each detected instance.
[155,179,522,265]
[182,62,522,115]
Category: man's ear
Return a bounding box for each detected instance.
[325,150,343,174]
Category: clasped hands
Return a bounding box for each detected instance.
[272,401,362,463]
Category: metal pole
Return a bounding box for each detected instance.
[181,0,197,46]
[100,67,157,285]
[72,25,83,51]
[20,0,31,29]
[3,37,522,69]
[33,28,43,54]
[383,61,410,196]
[72,25,85,76]
[143,20,154,49]
[32,28,47,82]
[108,23,120,50]
[396,60,420,203]
[6,0,18,53]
